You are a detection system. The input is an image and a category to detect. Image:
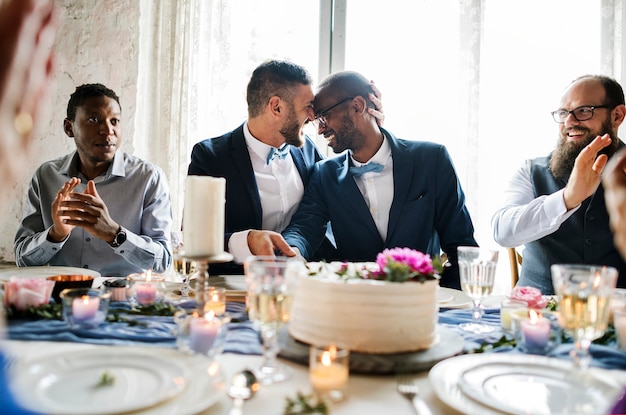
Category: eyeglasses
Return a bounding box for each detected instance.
[312,96,355,128]
[550,105,614,123]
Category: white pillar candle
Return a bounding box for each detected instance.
[183,176,226,257]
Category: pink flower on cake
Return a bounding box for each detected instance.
[372,247,442,283]
[510,286,547,309]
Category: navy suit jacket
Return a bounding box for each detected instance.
[188,123,329,273]
[282,129,477,288]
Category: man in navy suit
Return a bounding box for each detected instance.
[188,61,382,274]
[253,71,478,289]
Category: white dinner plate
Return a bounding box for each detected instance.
[438,287,472,308]
[0,266,101,280]
[429,354,622,415]
[459,361,619,415]
[436,287,454,304]
[11,348,188,415]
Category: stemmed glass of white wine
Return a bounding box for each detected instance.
[551,264,618,370]
[244,256,305,385]
[171,231,196,301]
[458,246,499,333]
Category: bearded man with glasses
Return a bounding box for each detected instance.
[492,74,626,294]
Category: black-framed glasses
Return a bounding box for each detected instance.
[312,96,355,128]
[550,105,615,123]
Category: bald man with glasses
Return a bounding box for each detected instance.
[492,74,626,294]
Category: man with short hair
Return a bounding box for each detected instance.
[15,83,173,277]
[188,60,382,273]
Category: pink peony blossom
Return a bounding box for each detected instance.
[4,277,55,310]
[510,286,547,309]
[376,248,435,275]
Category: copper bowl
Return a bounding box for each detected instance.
[46,275,95,303]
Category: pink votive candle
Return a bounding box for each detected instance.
[72,295,100,323]
[521,310,550,350]
[189,314,221,355]
[135,283,157,305]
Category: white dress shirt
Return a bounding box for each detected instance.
[491,159,580,247]
[350,135,394,241]
[229,123,304,262]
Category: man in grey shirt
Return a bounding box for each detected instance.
[14,83,172,277]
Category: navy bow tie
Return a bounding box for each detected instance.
[266,145,290,164]
[349,162,384,177]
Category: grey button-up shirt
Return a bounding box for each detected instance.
[14,151,172,277]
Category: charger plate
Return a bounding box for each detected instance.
[278,324,463,374]
[10,347,222,415]
[11,348,187,415]
[430,353,622,415]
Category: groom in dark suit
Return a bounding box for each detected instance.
[253,70,478,288]
[187,61,382,274]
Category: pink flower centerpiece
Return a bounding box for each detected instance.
[333,247,443,283]
[509,286,548,310]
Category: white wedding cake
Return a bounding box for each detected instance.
[288,261,439,354]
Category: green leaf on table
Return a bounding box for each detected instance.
[95,371,115,388]
[284,391,328,415]
[6,303,63,321]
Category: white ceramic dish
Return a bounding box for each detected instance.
[438,287,472,308]
[11,348,187,415]
[430,353,622,415]
[0,266,100,280]
[459,361,619,415]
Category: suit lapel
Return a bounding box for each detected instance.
[290,146,307,181]
[385,130,413,242]
[337,155,383,242]
[230,128,263,226]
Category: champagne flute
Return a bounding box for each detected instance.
[458,246,499,333]
[551,264,617,370]
[171,231,196,301]
[244,256,304,385]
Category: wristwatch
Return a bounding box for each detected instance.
[109,226,127,247]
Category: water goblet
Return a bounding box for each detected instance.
[458,246,499,333]
[171,231,196,301]
[244,256,305,385]
[551,264,618,370]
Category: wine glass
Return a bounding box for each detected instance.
[171,231,196,301]
[551,264,618,370]
[457,246,499,333]
[244,256,305,385]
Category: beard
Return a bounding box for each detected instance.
[549,118,619,178]
[279,106,304,147]
[329,114,365,154]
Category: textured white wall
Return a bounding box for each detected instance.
[0,0,142,262]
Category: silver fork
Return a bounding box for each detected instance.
[396,375,434,415]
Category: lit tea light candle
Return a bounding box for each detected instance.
[521,309,550,351]
[72,295,100,323]
[309,345,349,400]
[135,270,157,305]
[189,311,221,355]
[500,299,527,332]
[203,286,226,315]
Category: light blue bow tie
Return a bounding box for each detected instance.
[349,162,384,177]
[266,145,290,164]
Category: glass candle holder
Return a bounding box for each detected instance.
[128,272,166,306]
[203,286,226,316]
[515,310,561,355]
[174,309,230,359]
[309,344,350,402]
[102,277,129,302]
[500,299,528,333]
[60,288,111,329]
[614,307,626,351]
